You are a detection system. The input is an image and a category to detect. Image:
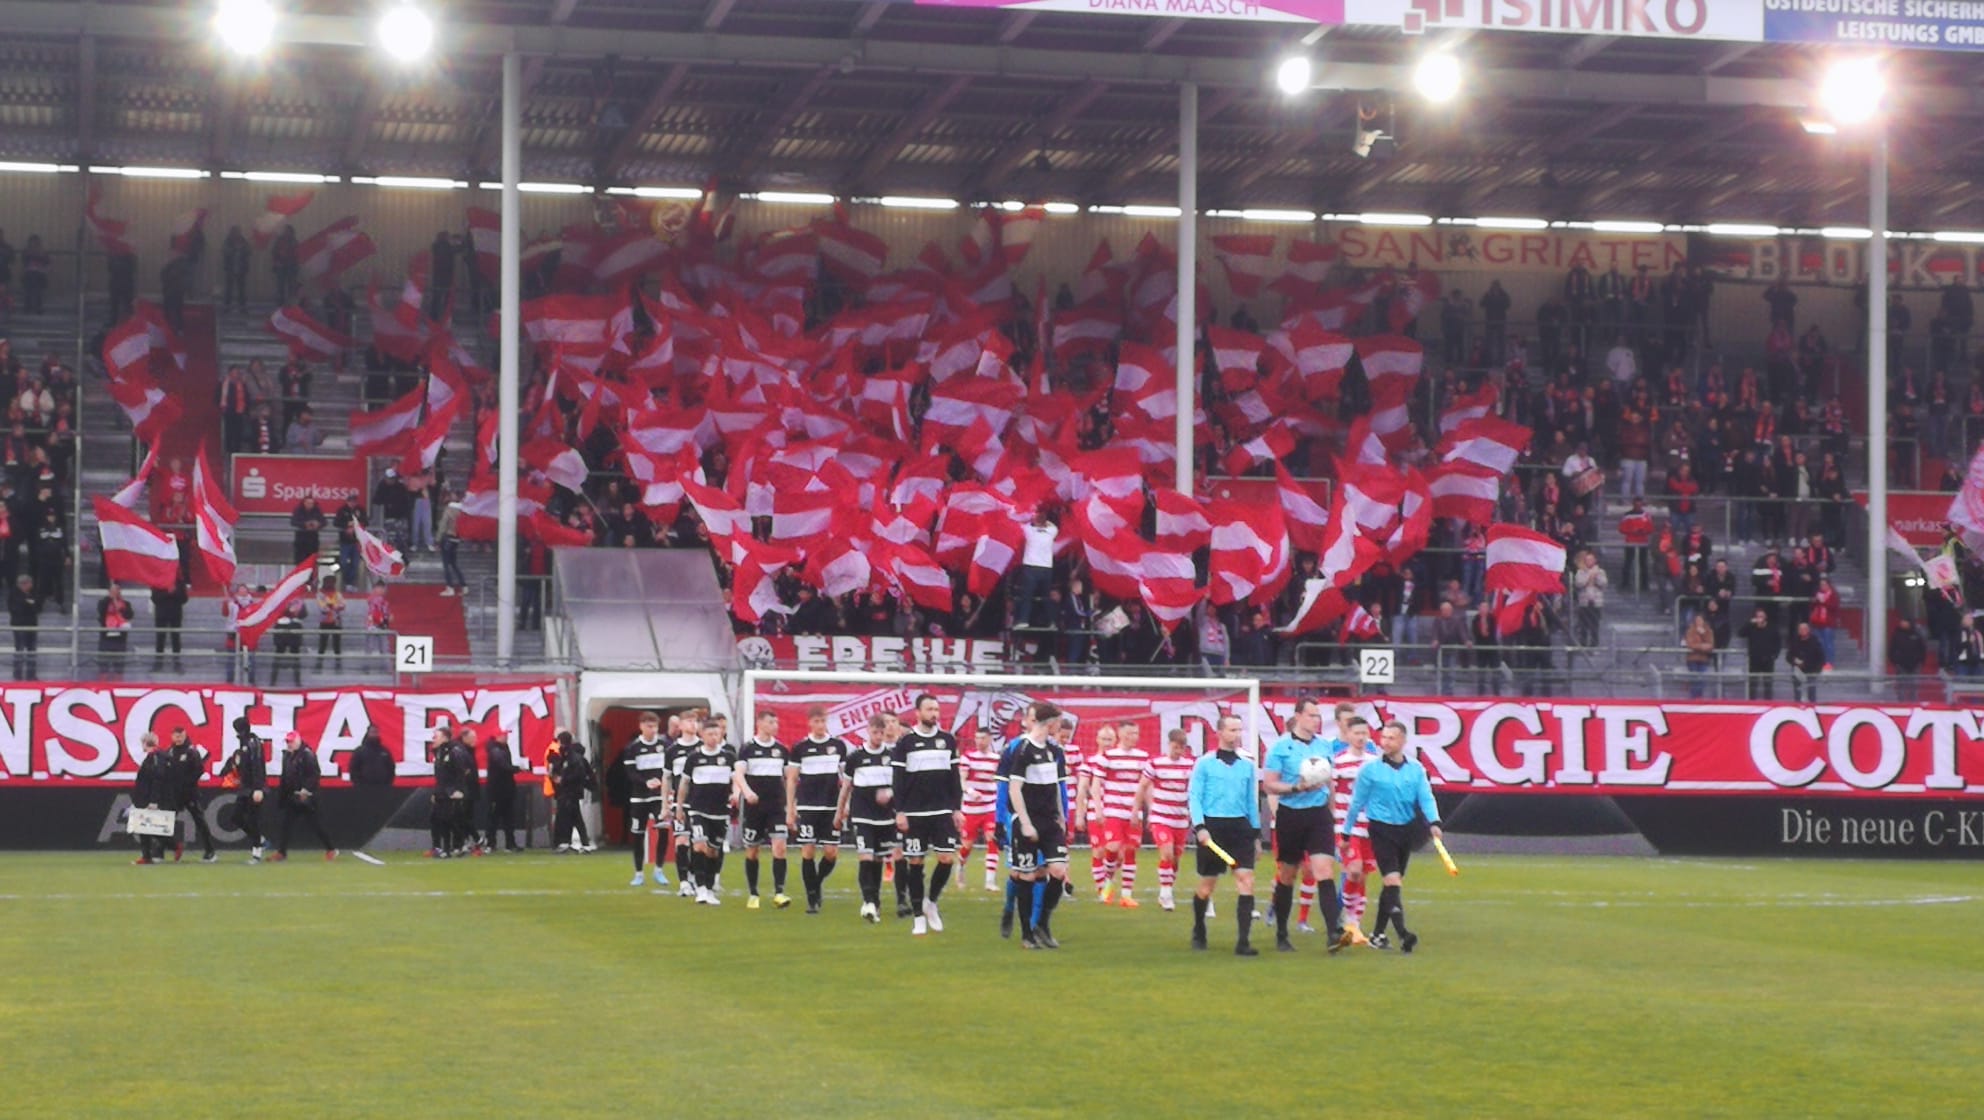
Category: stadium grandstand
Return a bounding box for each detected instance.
[0,2,1980,1115]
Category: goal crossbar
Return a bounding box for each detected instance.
[740,669,1261,755]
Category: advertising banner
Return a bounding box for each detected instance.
[753,687,1984,799]
[1763,1,1984,52]
[1333,224,1685,275]
[0,682,561,786]
[1703,236,1984,291]
[228,454,369,517]
[737,634,1013,670]
[914,0,1344,26]
[1855,489,1952,548]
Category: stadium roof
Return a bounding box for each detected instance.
[3,0,1984,228]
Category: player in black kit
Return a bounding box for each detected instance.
[786,705,845,914]
[678,721,738,906]
[893,694,963,937]
[735,709,792,909]
[663,712,702,898]
[836,713,899,924]
[620,711,670,889]
[1001,701,1072,949]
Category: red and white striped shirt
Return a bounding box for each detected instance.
[1140,752,1195,830]
[1094,748,1149,821]
[961,749,1001,815]
[1331,742,1380,837]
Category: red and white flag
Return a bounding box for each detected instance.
[922,378,1022,446]
[251,190,315,249]
[1208,497,1290,607]
[814,217,889,282]
[1438,382,1499,434]
[109,444,159,510]
[877,539,954,613]
[1429,465,1500,524]
[1947,442,1984,549]
[168,208,209,258]
[967,516,1025,599]
[235,559,319,650]
[296,218,375,286]
[355,520,405,580]
[522,438,589,493]
[1113,342,1177,423]
[1211,234,1276,300]
[1205,325,1266,392]
[591,229,671,289]
[1276,237,1336,290]
[1269,319,1354,398]
[1137,549,1204,633]
[683,477,751,543]
[106,370,182,444]
[1437,417,1531,478]
[1275,464,1331,552]
[1485,524,1568,594]
[85,187,133,255]
[1222,421,1296,477]
[267,304,356,360]
[1355,335,1424,398]
[397,400,459,477]
[191,450,238,586]
[349,387,428,458]
[467,206,500,283]
[93,497,181,591]
[1154,490,1212,554]
[1386,469,1433,566]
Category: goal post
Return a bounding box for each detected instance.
[739,669,1263,757]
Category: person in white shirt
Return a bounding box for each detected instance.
[1016,510,1058,628]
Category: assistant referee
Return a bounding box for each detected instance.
[1186,715,1261,957]
[1339,720,1441,954]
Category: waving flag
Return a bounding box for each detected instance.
[397,400,460,477]
[267,304,356,360]
[1211,234,1276,300]
[1429,465,1500,523]
[522,438,589,493]
[251,190,315,249]
[235,559,319,650]
[191,450,238,586]
[349,387,428,458]
[85,186,133,255]
[1485,524,1568,594]
[94,497,182,591]
[467,206,500,283]
[1437,417,1531,478]
[355,520,406,580]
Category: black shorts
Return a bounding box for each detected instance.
[627,800,663,833]
[901,814,958,858]
[1367,820,1421,878]
[1274,804,1336,866]
[1196,817,1258,878]
[850,820,899,857]
[792,809,840,848]
[740,803,788,847]
[689,813,729,850]
[1010,820,1068,874]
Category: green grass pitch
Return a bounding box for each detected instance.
[2,851,1979,1118]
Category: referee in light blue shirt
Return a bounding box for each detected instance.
[1186,714,1262,956]
[1340,720,1442,954]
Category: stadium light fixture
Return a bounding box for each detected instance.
[223,170,337,184]
[1706,222,1782,237]
[1591,219,1664,234]
[752,191,836,205]
[1821,226,1872,240]
[353,174,466,189]
[1472,216,1550,230]
[1800,119,1839,136]
[605,185,705,200]
[878,196,960,210]
[94,165,211,180]
[1818,56,1884,127]
[377,3,436,65]
[1359,212,1433,227]
[1932,231,1984,244]
[0,161,74,174]
[1275,55,1314,96]
[1239,208,1318,223]
[1413,52,1463,104]
[1041,202,1080,215]
[1122,204,1184,218]
[215,0,278,57]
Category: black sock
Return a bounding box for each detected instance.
[1018,881,1036,937]
[928,860,952,902]
[1192,894,1209,937]
[819,855,838,883]
[745,856,760,896]
[1375,884,1399,937]
[1318,881,1344,935]
[894,869,908,907]
[1040,876,1063,930]
[907,862,927,913]
[772,857,788,894]
[1237,894,1255,945]
[1390,889,1410,937]
[689,849,707,889]
[674,844,690,883]
[860,860,880,906]
[801,858,820,902]
[632,835,644,872]
[1273,882,1294,939]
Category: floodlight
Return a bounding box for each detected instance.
[1276,56,1313,96]
[215,0,278,57]
[378,4,435,64]
[1414,52,1463,104]
[1818,56,1884,126]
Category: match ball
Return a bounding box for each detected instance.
[1300,756,1335,787]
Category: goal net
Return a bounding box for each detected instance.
[740,670,1265,761]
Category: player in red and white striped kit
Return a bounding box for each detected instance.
[958,728,1004,890]
[1331,714,1381,948]
[1091,723,1151,908]
[1136,727,1196,911]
